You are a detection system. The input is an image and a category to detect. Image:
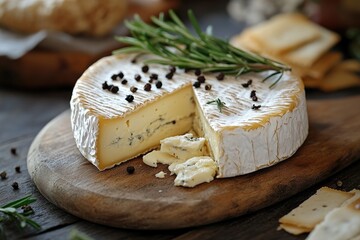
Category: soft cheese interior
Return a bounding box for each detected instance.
[97,87,194,169]
[71,54,308,177]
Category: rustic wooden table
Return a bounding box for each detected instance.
[1,1,360,239]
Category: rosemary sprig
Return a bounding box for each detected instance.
[114,10,291,86]
[0,195,41,231]
[207,98,226,113]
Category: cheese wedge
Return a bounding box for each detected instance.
[70,54,308,178]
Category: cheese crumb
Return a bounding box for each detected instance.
[155,171,167,179]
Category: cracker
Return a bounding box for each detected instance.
[335,59,360,72]
[306,191,360,240]
[250,13,321,54]
[320,68,360,92]
[306,51,342,79]
[282,26,340,68]
[230,30,262,53]
[342,190,360,207]
[279,223,311,235]
[302,76,321,88]
[279,187,354,230]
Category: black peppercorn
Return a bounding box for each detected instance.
[121,79,128,85]
[111,74,118,80]
[242,79,252,88]
[130,86,138,93]
[22,205,34,214]
[194,69,201,76]
[193,81,201,88]
[110,85,119,94]
[252,104,261,110]
[216,73,224,81]
[250,90,256,98]
[131,58,137,64]
[102,81,109,90]
[11,147,17,155]
[184,68,191,73]
[169,66,176,73]
[127,166,135,174]
[15,166,21,173]
[166,72,173,79]
[336,180,343,188]
[172,120,176,124]
[205,84,212,90]
[144,83,152,91]
[252,95,258,102]
[142,65,149,73]
[118,72,124,79]
[134,74,141,81]
[125,95,134,102]
[0,171,7,180]
[150,73,158,80]
[156,81,162,89]
[197,75,206,83]
[12,182,19,190]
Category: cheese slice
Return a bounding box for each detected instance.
[70,54,308,178]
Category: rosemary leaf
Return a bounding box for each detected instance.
[207,98,226,113]
[0,195,41,231]
[1,195,36,209]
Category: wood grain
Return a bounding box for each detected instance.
[26,95,360,230]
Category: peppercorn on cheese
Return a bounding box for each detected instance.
[70,54,308,177]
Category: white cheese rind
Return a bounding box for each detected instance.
[70,96,99,168]
[217,94,308,177]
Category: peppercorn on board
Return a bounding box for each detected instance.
[27,94,360,229]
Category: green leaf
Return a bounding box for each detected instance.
[1,195,36,209]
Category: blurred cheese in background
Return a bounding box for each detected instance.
[227,0,304,25]
[0,0,128,36]
[0,0,178,89]
[227,0,360,30]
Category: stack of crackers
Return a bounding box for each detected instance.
[278,187,360,239]
[231,13,360,92]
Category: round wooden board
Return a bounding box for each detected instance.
[27,96,360,230]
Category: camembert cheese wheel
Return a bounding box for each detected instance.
[70,54,308,178]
